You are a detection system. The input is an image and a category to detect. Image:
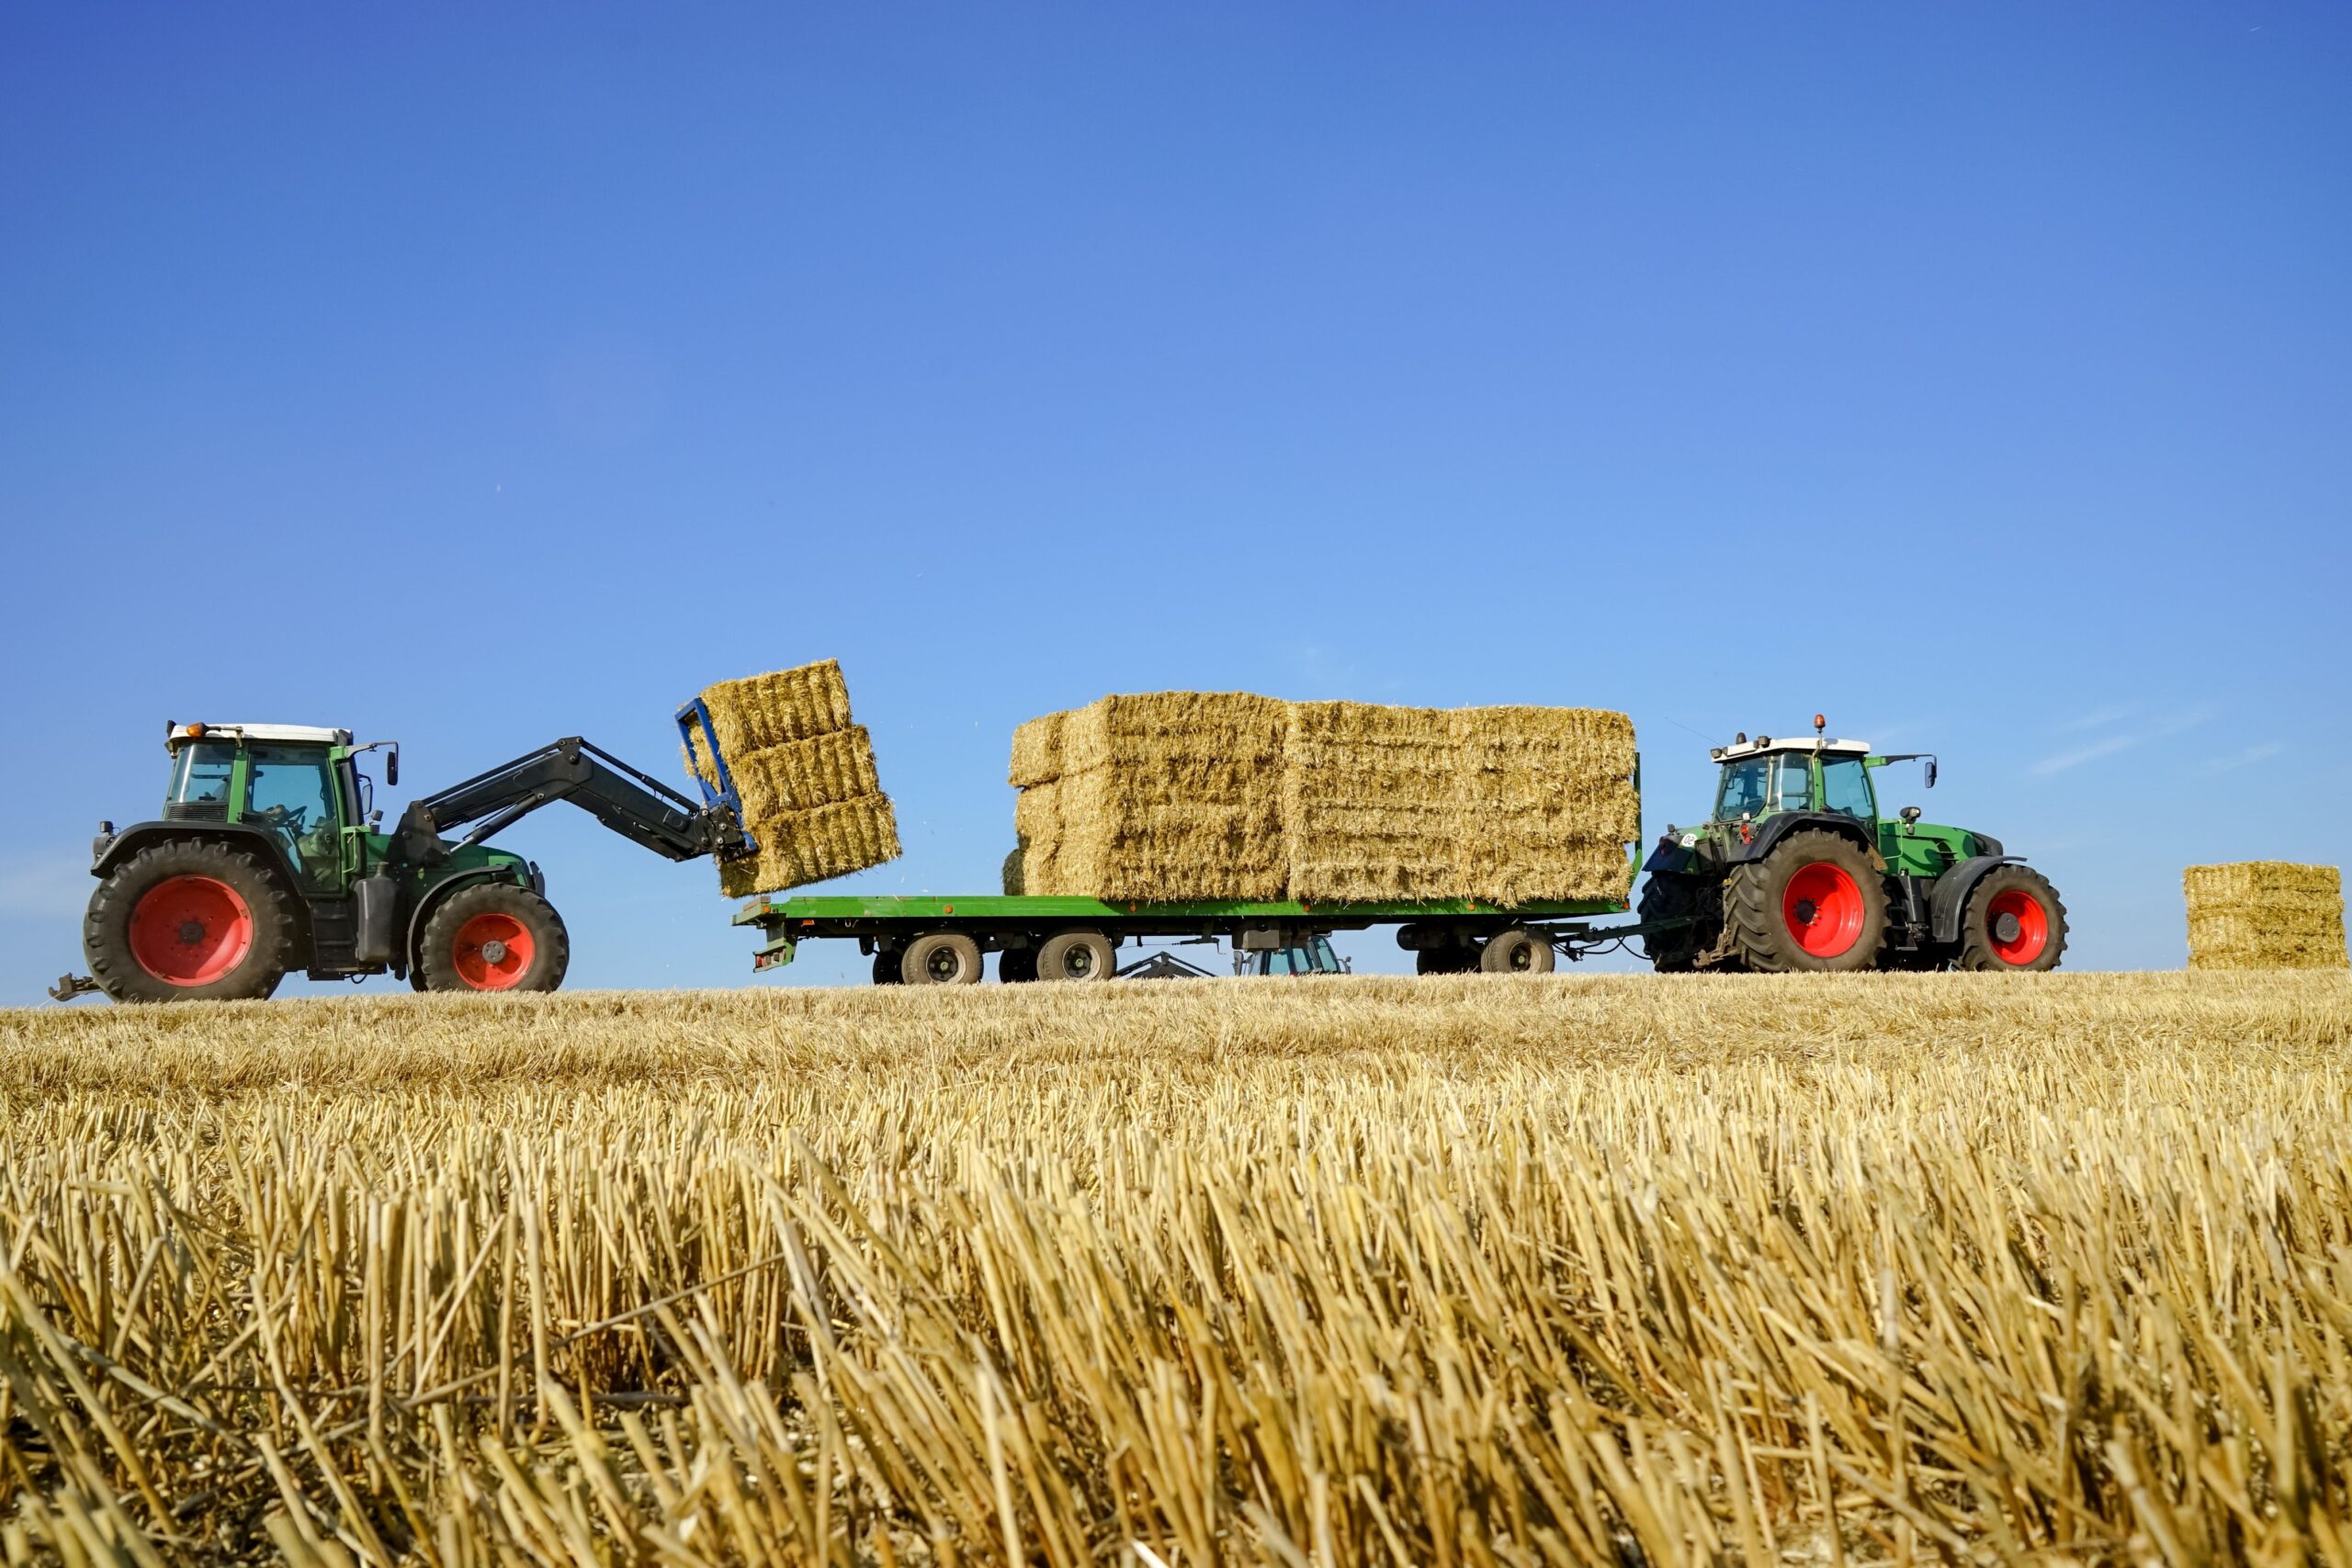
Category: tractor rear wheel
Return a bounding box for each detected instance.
[418,885,570,993]
[1956,865,2068,972]
[85,840,298,1002]
[1037,930,1115,982]
[901,931,984,985]
[1637,874,1713,973]
[1723,830,1888,973]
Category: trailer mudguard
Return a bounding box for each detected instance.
[1928,855,2024,944]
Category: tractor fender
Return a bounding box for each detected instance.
[403,866,526,977]
[1727,812,1885,872]
[92,821,308,900]
[1928,855,2024,944]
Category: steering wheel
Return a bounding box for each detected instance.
[256,803,310,834]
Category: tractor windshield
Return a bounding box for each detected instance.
[169,742,236,806]
[1716,757,1772,819]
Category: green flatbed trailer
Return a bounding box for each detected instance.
[733,888,1657,984]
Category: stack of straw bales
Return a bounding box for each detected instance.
[1010,693,1636,905]
[684,660,900,898]
[2183,862,2347,971]
[1011,694,1289,902]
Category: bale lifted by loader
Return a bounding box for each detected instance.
[53,721,748,1002]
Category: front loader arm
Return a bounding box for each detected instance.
[391,738,747,868]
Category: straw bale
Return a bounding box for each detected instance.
[2183,862,2347,971]
[695,660,854,760]
[1057,692,1288,776]
[718,796,901,901]
[1008,713,1068,787]
[729,728,883,821]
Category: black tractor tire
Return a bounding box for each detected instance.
[1037,930,1116,982]
[417,884,570,994]
[872,949,905,986]
[84,839,299,1003]
[1415,944,1480,976]
[998,947,1039,983]
[1637,874,1714,974]
[1955,864,2069,973]
[1479,928,1556,975]
[901,931,984,986]
[1722,829,1889,974]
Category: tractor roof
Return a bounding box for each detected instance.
[167,722,352,749]
[1714,735,1870,761]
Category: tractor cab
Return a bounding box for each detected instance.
[1697,720,1984,878]
[159,722,384,894]
[1234,933,1351,976]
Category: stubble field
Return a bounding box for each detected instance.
[2,972,2348,1565]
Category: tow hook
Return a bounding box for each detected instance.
[49,975,99,1002]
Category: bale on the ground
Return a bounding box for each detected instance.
[2184,862,2347,971]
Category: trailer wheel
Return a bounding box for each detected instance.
[901,931,984,985]
[1037,931,1115,982]
[1480,929,1555,974]
[1415,945,1479,976]
[872,950,904,986]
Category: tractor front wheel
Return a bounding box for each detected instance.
[85,840,298,1002]
[418,884,570,993]
[1723,830,1888,974]
[1956,865,2068,972]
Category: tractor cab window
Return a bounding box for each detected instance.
[1716,757,1772,820]
[244,745,340,890]
[1774,756,1815,813]
[1822,756,1876,820]
[169,742,236,807]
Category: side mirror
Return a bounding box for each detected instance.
[386,746,400,786]
[1924,758,1938,788]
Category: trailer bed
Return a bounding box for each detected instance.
[733,891,1634,975]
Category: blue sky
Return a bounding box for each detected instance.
[3,3,2346,997]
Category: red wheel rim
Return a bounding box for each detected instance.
[1985,888,2049,965]
[451,912,535,990]
[1782,862,1866,958]
[128,875,254,987]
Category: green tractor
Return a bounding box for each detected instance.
[55,721,745,1003]
[1636,717,2066,973]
